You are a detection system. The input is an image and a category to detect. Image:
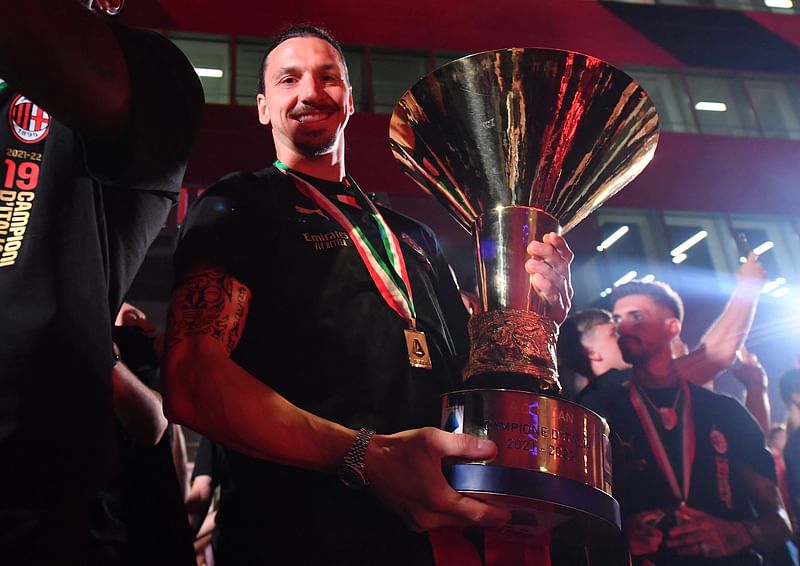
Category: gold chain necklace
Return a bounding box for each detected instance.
[636,384,682,431]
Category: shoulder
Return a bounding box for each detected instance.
[196,168,287,203]
[689,384,747,416]
[178,168,284,240]
[577,371,632,422]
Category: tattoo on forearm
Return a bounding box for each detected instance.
[167,267,251,355]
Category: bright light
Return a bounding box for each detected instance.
[596,226,630,252]
[765,0,793,7]
[670,230,708,257]
[672,253,688,264]
[641,274,656,283]
[752,241,775,255]
[762,277,787,294]
[773,287,790,298]
[739,255,747,264]
[195,67,224,78]
[694,101,727,112]
[614,271,637,287]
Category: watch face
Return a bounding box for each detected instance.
[339,465,367,490]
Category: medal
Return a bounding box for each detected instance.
[405,325,433,369]
[658,408,678,431]
[637,385,682,431]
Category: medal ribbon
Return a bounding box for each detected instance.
[275,161,417,327]
[628,379,695,501]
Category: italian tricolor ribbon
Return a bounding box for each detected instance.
[275,161,419,329]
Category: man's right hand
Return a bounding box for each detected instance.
[365,428,512,531]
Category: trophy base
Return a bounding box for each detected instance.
[441,388,619,541]
[445,463,620,540]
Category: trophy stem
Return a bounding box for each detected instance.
[467,206,562,394]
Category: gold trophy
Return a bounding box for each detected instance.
[390,48,659,540]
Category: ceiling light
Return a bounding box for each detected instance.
[614,271,637,287]
[752,241,774,255]
[772,287,790,298]
[762,277,787,294]
[765,0,793,7]
[672,253,688,264]
[596,226,630,252]
[694,102,727,112]
[641,274,656,283]
[195,67,224,78]
[670,230,708,257]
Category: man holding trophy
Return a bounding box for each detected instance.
[163,26,576,565]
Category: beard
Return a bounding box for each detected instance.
[618,336,645,365]
[294,132,340,157]
[288,102,342,157]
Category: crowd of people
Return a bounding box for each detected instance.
[1,3,798,565]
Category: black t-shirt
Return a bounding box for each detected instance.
[192,436,229,488]
[174,166,470,565]
[0,22,203,511]
[580,379,775,566]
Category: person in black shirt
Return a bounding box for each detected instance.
[580,280,790,566]
[0,2,203,564]
[163,25,574,565]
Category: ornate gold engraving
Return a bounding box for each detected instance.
[466,309,558,386]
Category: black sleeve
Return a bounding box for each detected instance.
[192,436,215,481]
[111,325,161,390]
[784,433,800,508]
[722,395,776,482]
[174,171,281,290]
[82,24,204,196]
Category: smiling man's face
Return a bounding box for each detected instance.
[257,36,353,159]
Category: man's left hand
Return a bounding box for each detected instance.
[525,233,574,324]
[666,505,750,558]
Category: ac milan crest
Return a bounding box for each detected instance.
[9,95,50,144]
[710,428,728,455]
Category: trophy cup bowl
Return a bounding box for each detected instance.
[390,48,659,539]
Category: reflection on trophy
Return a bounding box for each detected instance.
[390,49,659,543]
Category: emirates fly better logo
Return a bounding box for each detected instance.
[9,95,50,144]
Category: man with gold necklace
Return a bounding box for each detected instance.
[163,26,574,565]
[581,280,790,565]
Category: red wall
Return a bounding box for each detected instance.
[187,105,800,217]
[125,0,681,67]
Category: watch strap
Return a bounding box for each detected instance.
[339,428,375,489]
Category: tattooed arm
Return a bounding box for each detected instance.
[163,265,358,471]
[163,265,511,531]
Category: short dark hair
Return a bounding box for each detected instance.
[258,25,349,94]
[558,309,614,378]
[779,369,800,405]
[612,280,684,322]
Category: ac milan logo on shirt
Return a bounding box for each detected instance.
[8,95,50,144]
[710,427,728,455]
